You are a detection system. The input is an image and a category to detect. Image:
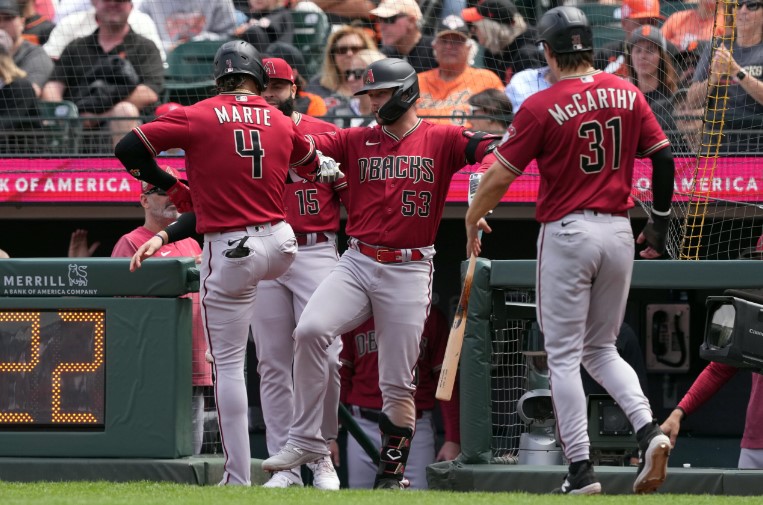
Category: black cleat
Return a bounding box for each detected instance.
[634,421,671,494]
[553,460,602,495]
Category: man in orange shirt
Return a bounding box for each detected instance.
[662,0,724,51]
[416,15,503,126]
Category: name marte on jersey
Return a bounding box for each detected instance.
[358,156,435,184]
[213,105,272,126]
[548,88,638,126]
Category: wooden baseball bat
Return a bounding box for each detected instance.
[436,251,478,401]
[436,172,483,401]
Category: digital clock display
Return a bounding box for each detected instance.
[0,310,105,428]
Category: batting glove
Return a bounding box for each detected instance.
[166,180,193,213]
[315,150,344,183]
[641,211,670,255]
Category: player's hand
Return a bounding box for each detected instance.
[68,229,100,258]
[129,235,164,272]
[660,409,683,448]
[315,150,344,183]
[637,212,670,259]
[436,441,461,462]
[166,180,193,213]
[466,217,491,258]
[328,439,340,467]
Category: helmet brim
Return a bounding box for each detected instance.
[354,82,401,96]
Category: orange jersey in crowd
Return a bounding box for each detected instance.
[416,67,504,126]
[662,9,725,51]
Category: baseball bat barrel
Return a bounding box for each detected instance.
[338,403,380,465]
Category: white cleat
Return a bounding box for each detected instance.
[262,442,326,472]
[307,456,340,490]
[263,470,303,488]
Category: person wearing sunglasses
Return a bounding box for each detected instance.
[370,0,436,73]
[686,0,763,153]
[305,25,377,109]
[326,48,386,128]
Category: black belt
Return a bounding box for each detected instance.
[295,232,331,246]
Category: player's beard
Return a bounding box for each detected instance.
[275,96,295,117]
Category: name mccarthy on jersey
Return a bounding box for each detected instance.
[547,88,638,126]
[213,105,272,126]
[358,155,435,184]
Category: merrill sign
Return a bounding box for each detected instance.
[2,264,98,295]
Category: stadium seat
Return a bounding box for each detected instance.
[163,39,231,105]
[38,100,80,155]
[593,25,626,50]
[577,3,620,26]
[291,10,330,80]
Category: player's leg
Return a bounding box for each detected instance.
[536,219,600,494]
[346,412,381,488]
[264,253,373,470]
[370,257,433,488]
[405,412,436,489]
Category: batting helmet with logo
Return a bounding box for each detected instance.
[213,40,269,90]
[537,6,593,54]
[354,58,419,125]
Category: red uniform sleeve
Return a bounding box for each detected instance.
[636,93,670,157]
[308,130,349,168]
[134,108,190,156]
[494,107,545,177]
[288,121,317,168]
[339,332,355,405]
[677,361,738,416]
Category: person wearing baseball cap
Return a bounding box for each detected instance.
[0,0,53,96]
[624,26,678,108]
[262,57,298,117]
[417,15,504,125]
[595,0,664,77]
[371,0,436,73]
[461,0,539,83]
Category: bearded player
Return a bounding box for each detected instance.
[253,57,345,489]
[262,58,500,489]
[466,7,674,494]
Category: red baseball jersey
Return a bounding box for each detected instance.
[309,120,493,248]
[134,93,316,233]
[340,311,460,441]
[494,70,669,223]
[284,112,345,233]
[111,226,212,387]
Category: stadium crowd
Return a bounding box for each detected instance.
[2,0,759,156]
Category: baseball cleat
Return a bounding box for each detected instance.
[634,421,671,494]
[263,470,303,488]
[262,442,326,472]
[307,456,340,490]
[552,460,601,495]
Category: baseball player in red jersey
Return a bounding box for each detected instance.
[110,166,213,455]
[262,58,499,489]
[340,308,460,489]
[466,7,674,495]
[254,57,345,489]
[114,41,343,486]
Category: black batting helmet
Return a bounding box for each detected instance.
[355,58,419,125]
[537,6,593,54]
[213,40,269,90]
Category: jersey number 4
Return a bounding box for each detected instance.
[235,130,265,179]
[578,118,621,173]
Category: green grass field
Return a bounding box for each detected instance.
[0,482,760,505]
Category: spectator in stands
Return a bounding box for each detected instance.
[305,24,376,110]
[686,0,763,154]
[417,15,504,125]
[340,309,460,489]
[265,40,327,116]
[41,0,163,148]
[461,0,538,84]
[326,48,385,128]
[625,26,678,111]
[21,0,55,46]
[53,0,97,23]
[371,0,435,74]
[233,0,292,52]
[45,0,165,63]
[138,0,237,54]
[34,0,54,21]
[670,88,703,154]
[0,0,52,95]
[504,64,555,112]
[467,88,511,135]
[310,0,373,26]
[662,0,724,52]
[0,27,39,152]
[595,0,664,78]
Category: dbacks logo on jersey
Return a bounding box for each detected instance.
[358,156,434,184]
